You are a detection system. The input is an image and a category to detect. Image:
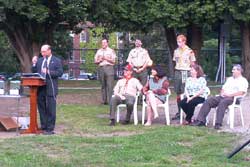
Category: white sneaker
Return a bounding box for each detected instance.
[154,112,159,119]
[144,122,152,126]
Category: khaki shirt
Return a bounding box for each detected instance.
[173,45,196,70]
[127,47,151,67]
[94,47,116,66]
[114,77,143,97]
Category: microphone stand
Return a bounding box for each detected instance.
[227,139,250,158]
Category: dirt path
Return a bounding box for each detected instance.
[1,92,250,138]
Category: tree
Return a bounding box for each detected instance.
[228,0,250,80]
[0,31,19,73]
[87,0,227,77]
[0,0,90,72]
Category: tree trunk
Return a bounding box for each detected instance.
[164,27,176,78]
[240,22,250,80]
[4,29,40,72]
[1,10,55,73]
[187,24,203,63]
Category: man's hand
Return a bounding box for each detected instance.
[32,56,38,65]
[41,68,47,74]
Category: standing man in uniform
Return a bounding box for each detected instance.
[32,44,63,135]
[172,34,196,120]
[126,39,153,86]
[95,39,116,105]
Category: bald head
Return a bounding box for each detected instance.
[41,44,52,57]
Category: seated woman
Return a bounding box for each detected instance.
[180,64,207,125]
[142,65,169,126]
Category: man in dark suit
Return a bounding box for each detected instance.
[32,44,63,135]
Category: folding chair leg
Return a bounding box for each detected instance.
[180,109,184,124]
[117,107,120,123]
[213,111,216,126]
[165,106,170,125]
[229,108,234,129]
[133,108,138,125]
[142,105,146,125]
[240,107,244,127]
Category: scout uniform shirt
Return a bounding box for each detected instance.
[114,77,143,97]
[127,47,151,68]
[94,47,116,66]
[173,45,196,71]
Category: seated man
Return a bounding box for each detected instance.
[109,64,143,126]
[192,64,248,129]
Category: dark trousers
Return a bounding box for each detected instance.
[180,96,205,122]
[38,87,57,131]
[133,69,148,86]
[98,65,114,104]
[196,96,233,124]
[110,94,135,121]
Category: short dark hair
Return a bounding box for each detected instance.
[102,38,109,43]
[152,65,166,78]
[233,64,243,72]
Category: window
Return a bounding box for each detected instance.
[80,30,89,43]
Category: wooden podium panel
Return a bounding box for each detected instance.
[21,77,45,87]
[21,77,45,134]
[0,117,19,130]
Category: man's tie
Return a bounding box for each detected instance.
[41,58,47,78]
[43,58,47,69]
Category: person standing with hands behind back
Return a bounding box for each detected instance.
[172,34,196,120]
[95,39,116,105]
[126,39,153,86]
[32,44,63,135]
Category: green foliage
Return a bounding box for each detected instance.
[228,0,250,22]
[53,29,73,60]
[201,38,241,80]
[0,31,19,73]
[79,27,117,73]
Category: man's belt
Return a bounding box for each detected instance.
[99,64,114,67]
[133,66,143,70]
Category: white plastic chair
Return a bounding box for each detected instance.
[180,87,210,124]
[141,89,171,125]
[116,92,140,125]
[212,94,246,129]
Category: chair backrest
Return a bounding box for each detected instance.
[164,88,171,104]
[232,92,247,106]
[204,86,210,99]
[134,91,140,106]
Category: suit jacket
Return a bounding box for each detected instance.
[32,55,63,96]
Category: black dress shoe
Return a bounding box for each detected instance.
[214,123,222,130]
[109,119,115,126]
[43,131,55,135]
[191,120,205,127]
[172,112,180,120]
[121,120,130,125]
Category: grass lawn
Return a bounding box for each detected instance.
[0,81,249,166]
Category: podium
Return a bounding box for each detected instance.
[21,76,45,134]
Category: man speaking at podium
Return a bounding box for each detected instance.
[32,44,63,135]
